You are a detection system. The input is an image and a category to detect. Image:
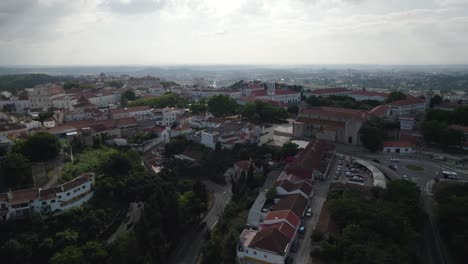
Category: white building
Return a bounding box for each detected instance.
[348,90,388,102]
[43,118,56,128]
[28,85,65,109]
[153,107,186,126]
[21,120,42,131]
[111,106,153,120]
[386,98,427,117]
[0,173,94,221]
[383,141,414,154]
[249,86,301,105]
[399,117,415,130]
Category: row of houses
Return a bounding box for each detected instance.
[0,173,94,221]
[237,141,335,264]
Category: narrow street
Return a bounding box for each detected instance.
[167,181,231,264]
[294,165,333,264]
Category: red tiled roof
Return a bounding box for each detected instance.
[349,90,388,97]
[9,188,39,205]
[248,228,289,255]
[388,98,425,107]
[295,117,345,128]
[260,222,296,240]
[264,209,301,228]
[369,105,388,117]
[301,107,367,120]
[272,193,308,219]
[450,125,468,134]
[285,140,334,177]
[275,89,300,95]
[275,179,313,196]
[383,140,413,148]
[309,88,350,95]
[235,160,252,171]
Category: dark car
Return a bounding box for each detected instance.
[373,159,380,163]
[389,165,397,170]
[285,256,294,264]
[290,240,299,253]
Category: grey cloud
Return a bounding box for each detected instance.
[0,0,74,41]
[100,0,167,14]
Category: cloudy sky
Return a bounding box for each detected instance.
[0,0,467,65]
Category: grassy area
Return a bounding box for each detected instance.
[406,164,425,172]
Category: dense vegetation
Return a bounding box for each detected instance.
[1,132,61,190]
[433,182,468,264]
[63,81,95,90]
[359,117,400,151]
[0,146,209,264]
[128,92,188,108]
[306,95,382,110]
[314,181,424,263]
[419,107,468,147]
[425,107,468,126]
[207,95,239,117]
[0,74,72,94]
[240,101,289,123]
[385,91,407,103]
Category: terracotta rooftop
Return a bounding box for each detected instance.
[349,90,388,97]
[264,209,301,228]
[248,228,290,255]
[272,193,308,219]
[8,188,39,205]
[275,179,313,197]
[259,222,296,240]
[388,98,425,107]
[300,107,367,120]
[309,88,350,95]
[450,125,468,134]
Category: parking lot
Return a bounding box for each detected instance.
[331,154,374,187]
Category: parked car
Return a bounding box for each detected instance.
[350,168,358,173]
[389,164,397,170]
[298,226,306,234]
[350,176,364,183]
[345,171,353,177]
[373,159,380,163]
[402,175,409,180]
[390,158,400,162]
[285,256,294,264]
[306,208,312,217]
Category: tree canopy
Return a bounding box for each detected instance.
[207,95,238,117]
[359,117,399,151]
[128,92,187,108]
[306,95,382,110]
[315,181,423,263]
[14,132,61,162]
[385,91,407,103]
[240,101,289,123]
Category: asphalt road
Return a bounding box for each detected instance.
[168,181,231,264]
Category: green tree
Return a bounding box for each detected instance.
[280,142,300,158]
[1,152,32,189]
[386,91,407,103]
[266,187,277,202]
[49,246,83,264]
[430,94,443,107]
[241,101,289,123]
[18,132,61,162]
[207,95,238,117]
[120,90,136,106]
[81,241,108,263]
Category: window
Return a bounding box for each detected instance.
[51,200,56,203]
[42,201,46,205]
[264,254,268,258]
[58,195,61,198]
[253,251,257,255]
[67,192,70,196]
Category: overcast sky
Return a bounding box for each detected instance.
[1,0,467,65]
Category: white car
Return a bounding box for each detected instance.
[402,175,409,180]
[306,208,312,217]
[390,158,400,162]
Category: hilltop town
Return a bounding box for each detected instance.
[0,72,467,264]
